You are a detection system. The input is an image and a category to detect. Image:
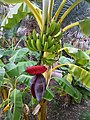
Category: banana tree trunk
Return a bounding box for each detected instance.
[37,100,47,120]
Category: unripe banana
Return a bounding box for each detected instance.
[48,38,55,48]
[47,45,55,52]
[44,42,48,51]
[47,20,56,36]
[26,40,35,51]
[52,23,60,36]
[54,31,62,41]
[30,39,37,51]
[36,39,42,51]
[42,34,47,46]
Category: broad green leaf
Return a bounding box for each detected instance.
[59,56,74,64]
[0,68,5,81]
[0,0,24,4]
[9,48,29,63]
[10,89,22,120]
[79,19,90,36]
[69,64,90,89]
[17,74,32,85]
[0,60,5,67]
[1,3,30,29]
[86,49,90,55]
[0,49,4,58]
[5,61,36,77]
[76,85,90,99]
[54,77,82,102]
[43,88,54,101]
[64,47,90,65]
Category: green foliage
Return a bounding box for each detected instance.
[9,48,29,63]
[69,64,90,89]
[10,89,22,120]
[1,3,30,29]
[79,19,90,36]
[63,47,90,66]
[54,77,82,103]
[43,88,54,101]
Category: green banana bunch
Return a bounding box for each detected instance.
[26,29,60,52]
[47,20,61,36]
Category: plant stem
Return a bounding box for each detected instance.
[24,0,42,30]
[53,0,66,21]
[37,100,47,120]
[62,22,79,32]
[58,0,82,24]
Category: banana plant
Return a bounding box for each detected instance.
[1,0,90,120]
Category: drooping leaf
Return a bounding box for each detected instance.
[69,64,90,89]
[54,77,82,102]
[5,61,36,77]
[43,88,54,101]
[64,47,90,66]
[79,19,90,37]
[9,48,29,63]
[10,89,22,120]
[0,0,24,4]
[1,3,30,29]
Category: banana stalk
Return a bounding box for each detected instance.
[37,52,49,120]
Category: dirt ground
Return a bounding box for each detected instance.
[29,94,90,120]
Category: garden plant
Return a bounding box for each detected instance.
[0,0,90,120]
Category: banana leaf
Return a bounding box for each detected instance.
[63,47,90,66]
[79,19,90,36]
[17,74,33,85]
[54,77,82,103]
[10,89,22,120]
[43,88,54,101]
[69,64,90,89]
[9,48,29,63]
[1,3,30,29]
[5,61,36,77]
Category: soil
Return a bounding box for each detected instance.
[28,94,90,120]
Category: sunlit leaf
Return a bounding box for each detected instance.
[69,64,90,89]
[64,47,90,66]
